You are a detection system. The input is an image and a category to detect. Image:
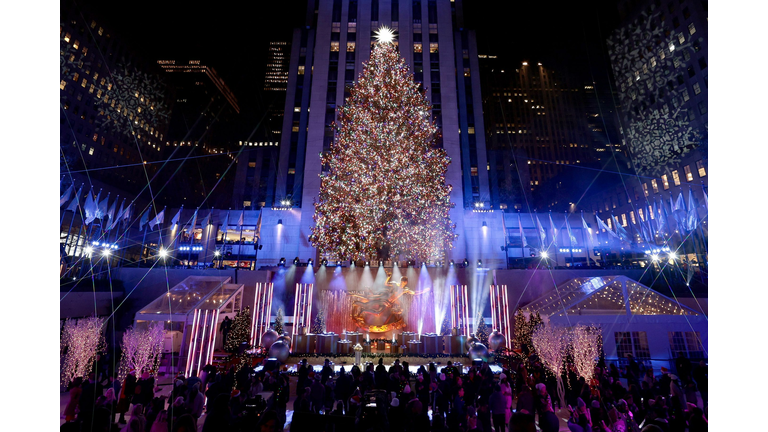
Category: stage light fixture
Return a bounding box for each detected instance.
[214,250,221,257]
[477,260,482,267]
[541,251,549,259]
[277,219,283,226]
[293,257,300,265]
[668,252,677,261]
[651,254,660,262]
[279,257,286,266]
[307,258,313,266]
[321,259,328,266]
[365,260,370,266]
[379,261,384,267]
[463,258,469,267]
[482,221,487,227]
[102,249,111,257]
[159,248,168,258]
[336,261,342,266]
[84,246,93,256]
[450,260,455,266]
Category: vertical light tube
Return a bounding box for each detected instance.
[196,310,209,377]
[185,309,200,377]
[207,309,220,370]
[251,283,260,345]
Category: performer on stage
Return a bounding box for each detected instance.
[350,273,429,333]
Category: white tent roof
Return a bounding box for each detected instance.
[521,275,699,317]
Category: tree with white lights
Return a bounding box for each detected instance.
[118,322,165,381]
[309,27,456,262]
[571,324,602,382]
[531,323,569,409]
[61,317,106,387]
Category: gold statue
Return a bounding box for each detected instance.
[349,272,430,333]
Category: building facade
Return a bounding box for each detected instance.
[264,0,491,261]
[60,0,173,193]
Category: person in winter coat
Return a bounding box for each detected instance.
[489,385,507,432]
[63,377,82,423]
[185,384,205,421]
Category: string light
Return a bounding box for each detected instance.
[308,36,455,262]
[571,324,602,382]
[61,317,106,387]
[118,322,165,382]
[531,324,569,408]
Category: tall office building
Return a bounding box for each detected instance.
[481,59,598,209]
[607,0,708,177]
[60,0,172,192]
[261,0,490,262]
[264,41,291,92]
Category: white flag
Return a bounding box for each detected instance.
[548,212,558,247]
[171,207,182,226]
[66,186,82,213]
[237,210,244,226]
[97,194,110,220]
[188,210,198,235]
[686,189,699,232]
[596,214,618,239]
[564,213,577,247]
[139,207,151,231]
[535,213,547,246]
[84,190,99,225]
[60,184,74,207]
[221,211,230,233]
[149,207,165,231]
[109,199,125,231]
[518,214,528,248]
[200,211,211,230]
[581,212,593,243]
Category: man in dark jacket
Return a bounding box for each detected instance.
[375,358,388,389]
[321,359,334,384]
[489,385,507,432]
[78,372,104,427]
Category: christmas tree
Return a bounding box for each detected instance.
[224,307,252,353]
[475,317,491,346]
[309,27,456,262]
[440,315,452,336]
[311,309,326,334]
[273,307,284,335]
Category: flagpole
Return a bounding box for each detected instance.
[581,212,591,268]
[236,218,244,271]
[202,209,212,269]
[565,212,574,267]
[118,203,132,269]
[140,205,152,266]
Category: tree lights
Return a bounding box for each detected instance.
[60,317,106,387]
[309,33,456,262]
[117,322,165,382]
[531,324,570,409]
[571,324,602,382]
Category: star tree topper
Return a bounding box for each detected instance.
[374,26,397,44]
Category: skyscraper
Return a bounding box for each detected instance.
[263,0,490,261]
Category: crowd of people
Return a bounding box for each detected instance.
[61,351,707,432]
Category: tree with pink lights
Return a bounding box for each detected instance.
[118,322,165,381]
[571,324,602,382]
[61,317,106,387]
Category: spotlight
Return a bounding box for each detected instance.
[668,252,677,261]
[541,251,549,259]
[477,260,482,267]
[450,260,455,266]
[336,261,342,267]
[279,257,286,266]
[321,259,328,266]
[463,258,469,267]
[651,254,660,262]
[84,246,93,256]
[159,248,168,258]
[293,257,300,265]
[277,219,283,226]
[308,258,313,266]
[102,249,111,257]
[214,250,221,257]
[482,221,487,228]
[379,261,384,267]
[365,260,370,266]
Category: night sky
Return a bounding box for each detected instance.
[74,0,621,123]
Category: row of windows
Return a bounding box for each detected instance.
[643,161,706,196]
[614,330,703,361]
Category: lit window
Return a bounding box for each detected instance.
[81,78,87,88]
[696,160,706,177]
[243,201,251,208]
[682,89,690,101]
[693,82,701,95]
[98,27,103,36]
[248,162,256,168]
[348,22,356,33]
[73,40,79,49]
[92,133,98,141]
[629,211,636,224]
[88,147,94,155]
[72,72,79,82]
[90,20,97,28]
[288,168,296,175]
[429,23,438,34]
[294,107,301,112]
[464,68,471,77]
[82,47,88,56]
[678,33,685,44]
[298,65,305,75]
[684,165,693,181]
[347,41,355,52]
[429,43,438,53]
[661,174,670,190]
[688,23,696,35]
[468,127,475,134]
[672,170,681,186]
[470,167,478,176]
[638,208,644,221]
[89,84,95,94]
[650,57,656,68]
[331,22,341,32]
[60,80,67,90]
[642,183,649,197]
[330,41,339,52]
[64,33,71,43]
[413,43,422,53]
[659,50,665,60]
[651,179,659,193]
